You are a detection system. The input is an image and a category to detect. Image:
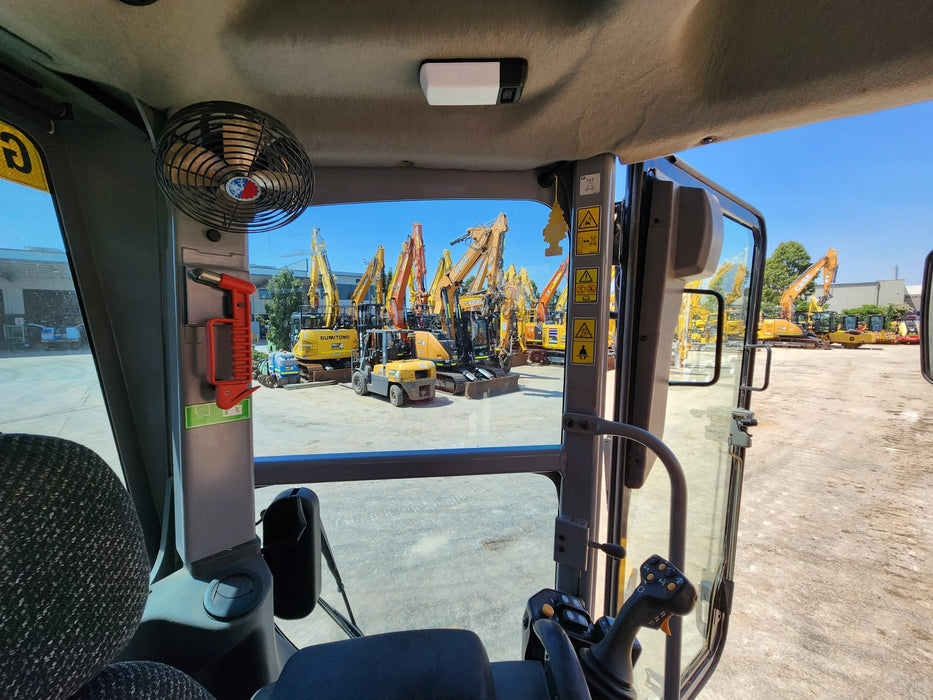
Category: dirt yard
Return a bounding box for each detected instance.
[703,344,932,698]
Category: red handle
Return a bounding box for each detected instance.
[204,273,258,410]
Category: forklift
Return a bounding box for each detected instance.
[351,328,437,407]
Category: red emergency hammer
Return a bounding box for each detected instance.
[190,268,258,410]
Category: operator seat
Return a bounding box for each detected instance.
[0,433,213,699]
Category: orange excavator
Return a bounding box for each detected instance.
[759,248,837,349]
[526,256,569,363]
[385,224,423,330]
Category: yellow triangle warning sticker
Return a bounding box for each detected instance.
[578,269,594,283]
[579,210,598,230]
[574,321,594,339]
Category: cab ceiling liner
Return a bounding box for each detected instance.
[1,1,932,170]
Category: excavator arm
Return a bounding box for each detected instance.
[518,268,538,310]
[433,213,509,315]
[307,234,321,308]
[310,230,341,329]
[497,279,526,357]
[724,264,747,305]
[779,248,838,318]
[467,220,507,296]
[536,256,569,322]
[349,246,385,324]
[386,227,416,328]
[427,250,452,311]
[408,223,429,313]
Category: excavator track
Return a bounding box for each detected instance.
[297,359,352,382]
[436,372,467,395]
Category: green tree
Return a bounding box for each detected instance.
[265,268,306,351]
[841,304,884,318]
[762,241,812,312]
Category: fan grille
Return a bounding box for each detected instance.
[155,101,313,234]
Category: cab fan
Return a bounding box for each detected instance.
[155,101,313,234]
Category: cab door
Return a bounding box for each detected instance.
[612,157,766,698]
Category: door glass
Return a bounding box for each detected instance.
[625,215,755,694]
[0,121,123,480]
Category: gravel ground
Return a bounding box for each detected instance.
[703,344,932,698]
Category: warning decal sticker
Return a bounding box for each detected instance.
[574,267,598,303]
[571,318,596,365]
[575,206,600,255]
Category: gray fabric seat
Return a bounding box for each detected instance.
[0,433,213,699]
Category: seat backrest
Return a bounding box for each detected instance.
[0,433,212,699]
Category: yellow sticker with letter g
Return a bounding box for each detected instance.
[0,120,49,193]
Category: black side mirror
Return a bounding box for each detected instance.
[670,288,724,387]
[922,251,933,384]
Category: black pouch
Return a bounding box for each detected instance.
[261,487,322,619]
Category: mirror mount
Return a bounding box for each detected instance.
[921,251,933,384]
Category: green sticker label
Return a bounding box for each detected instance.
[184,399,251,429]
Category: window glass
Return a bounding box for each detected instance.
[256,472,557,661]
[626,215,755,692]
[0,121,122,479]
[248,199,568,458]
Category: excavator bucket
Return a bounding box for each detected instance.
[463,373,520,399]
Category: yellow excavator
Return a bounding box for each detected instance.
[496,266,527,369]
[759,249,837,349]
[411,213,519,397]
[426,250,452,316]
[348,245,386,333]
[708,262,748,340]
[290,228,359,380]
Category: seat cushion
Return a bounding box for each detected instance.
[71,661,214,699]
[268,629,496,699]
[0,434,150,699]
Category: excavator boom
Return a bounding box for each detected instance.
[433,213,509,316]
[427,250,453,311]
[349,245,386,327]
[386,224,418,328]
[779,248,838,319]
[536,257,569,322]
[408,223,429,311]
[306,228,341,329]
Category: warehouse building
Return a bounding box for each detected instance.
[1,248,367,349]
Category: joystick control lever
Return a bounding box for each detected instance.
[580,555,696,700]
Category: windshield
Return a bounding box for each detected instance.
[249,198,567,458]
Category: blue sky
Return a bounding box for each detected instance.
[2,99,931,287]
[675,99,933,286]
